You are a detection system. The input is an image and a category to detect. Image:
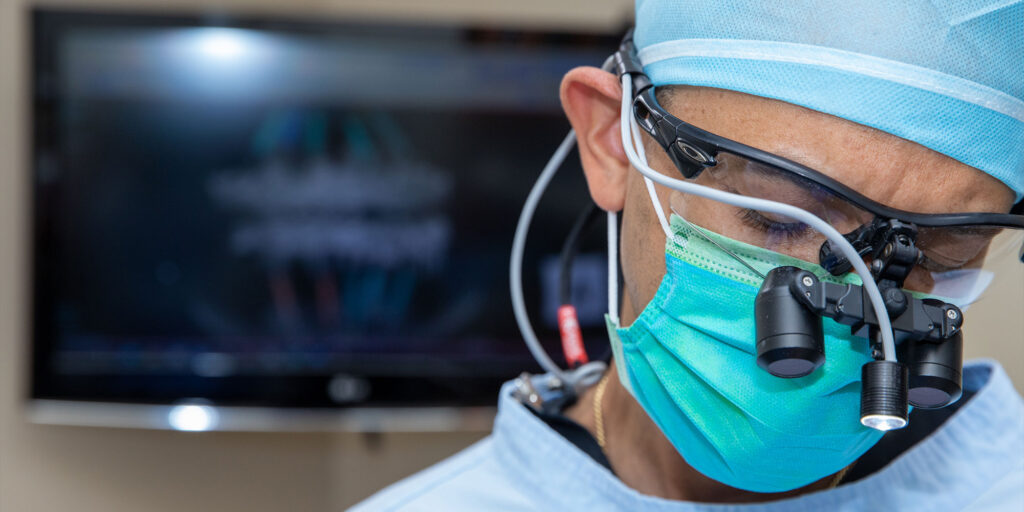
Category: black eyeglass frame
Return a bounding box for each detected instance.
[612,33,1024,231]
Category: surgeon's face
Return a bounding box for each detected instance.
[560,70,1016,325]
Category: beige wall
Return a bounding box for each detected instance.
[1,1,1020,511]
[963,238,1024,380]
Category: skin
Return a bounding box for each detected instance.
[557,66,1015,503]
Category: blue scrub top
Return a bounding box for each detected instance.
[351,360,1024,511]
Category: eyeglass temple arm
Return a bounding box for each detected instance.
[613,30,651,91]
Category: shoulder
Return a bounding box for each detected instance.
[347,436,536,512]
[862,359,1024,510]
[961,462,1024,512]
[954,360,1024,510]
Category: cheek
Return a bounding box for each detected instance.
[619,176,668,317]
[670,189,734,233]
[902,267,936,294]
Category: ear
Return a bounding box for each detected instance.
[560,67,629,212]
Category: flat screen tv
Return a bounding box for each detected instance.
[30,9,619,429]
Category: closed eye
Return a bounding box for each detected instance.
[737,209,811,241]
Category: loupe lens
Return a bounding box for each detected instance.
[755,267,825,378]
[906,335,963,409]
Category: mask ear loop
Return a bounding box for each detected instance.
[618,74,899,363]
[606,91,671,328]
[628,114,673,240]
[608,101,672,328]
[606,81,671,327]
[607,210,619,325]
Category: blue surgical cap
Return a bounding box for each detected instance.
[635,0,1024,201]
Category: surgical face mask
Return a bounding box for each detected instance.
[606,214,889,493]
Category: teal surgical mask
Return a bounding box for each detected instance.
[607,213,884,493]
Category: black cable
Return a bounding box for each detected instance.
[559,203,603,306]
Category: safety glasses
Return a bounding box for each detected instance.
[615,41,1024,298]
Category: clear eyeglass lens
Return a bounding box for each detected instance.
[669,149,1021,295]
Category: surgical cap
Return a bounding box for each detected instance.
[634,0,1024,201]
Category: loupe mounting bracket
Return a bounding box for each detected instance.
[787,269,963,344]
[819,217,922,285]
[809,218,961,344]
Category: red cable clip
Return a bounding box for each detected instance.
[557,304,589,368]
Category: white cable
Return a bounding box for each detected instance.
[619,75,898,361]
[510,132,576,383]
[607,211,619,324]
[631,116,673,239]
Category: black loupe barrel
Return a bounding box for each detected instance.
[755,266,825,378]
[906,333,963,409]
[860,360,909,431]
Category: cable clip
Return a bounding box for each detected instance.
[557,305,588,368]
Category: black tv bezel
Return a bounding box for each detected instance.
[29,8,620,412]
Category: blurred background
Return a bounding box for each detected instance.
[0,1,1020,511]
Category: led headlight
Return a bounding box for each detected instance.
[860,360,909,431]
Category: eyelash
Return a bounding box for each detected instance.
[737,209,811,241]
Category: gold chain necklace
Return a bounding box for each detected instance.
[592,372,611,450]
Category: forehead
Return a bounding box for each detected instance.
[658,86,1015,215]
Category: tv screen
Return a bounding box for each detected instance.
[31,10,618,417]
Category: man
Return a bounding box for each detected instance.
[353,1,1024,509]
